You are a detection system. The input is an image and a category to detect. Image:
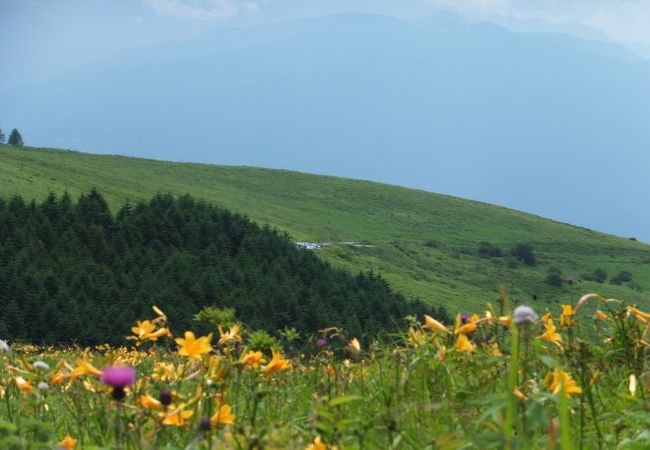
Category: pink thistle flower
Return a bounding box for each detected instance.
[101,365,136,400]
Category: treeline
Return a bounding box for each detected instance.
[0,127,24,146]
[0,191,438,345]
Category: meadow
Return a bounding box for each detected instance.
[0,292,648,449]
[1,145,649,313]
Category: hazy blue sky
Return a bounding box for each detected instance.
[3,0,650,90]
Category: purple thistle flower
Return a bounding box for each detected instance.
[461,314,469,323]
[566,276,574,285]
[100,365,136,389]
[316,338,328,347]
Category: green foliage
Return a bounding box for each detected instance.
[194,307,237,329]
[545,267,563,287]
[7,129,23,147]
[611,270,633,286]
[478,241,502,258]
[0,145,649,313]
[0,191,424,345]
[246,329,279,353]
[583,268,608,283]
[511,243,536,266]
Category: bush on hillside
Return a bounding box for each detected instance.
[478,242,502,258]
[511,244,536,266]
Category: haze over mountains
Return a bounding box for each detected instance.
[1,12,649,241]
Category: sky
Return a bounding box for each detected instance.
[2,0,650,91]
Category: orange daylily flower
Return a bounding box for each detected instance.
[210,403,236,427]
[217,324,242,346]
[139,394,163,410]
[559,305,576,327]
[15,376,32,394]
[455,333,476,353]
[423,315,449,333]
[455,323,477,335]
[539,318,563,347]
[239,350,264,368]
[57,435,77,449]
[595,310,610,321]
[348,338,361,354]
[305,435,328,450]
[69,358,102,378]
[549,368,582,398]
[175,332,213,360]
[261,350,291,375]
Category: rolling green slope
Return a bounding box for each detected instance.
[2,144,649,311]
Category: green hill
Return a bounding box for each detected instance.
[2,144,649,311]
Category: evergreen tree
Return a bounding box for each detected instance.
[0,128,5,144]
[8,129,24,147]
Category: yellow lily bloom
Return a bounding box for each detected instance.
[455,323,477,335]
[15,377,32,394]
[239,350,264,368]
[69,358,102,378]
[628,306,650,323]
[210,403,236,426]
[513,388,528,401]
[595,310,610,321]
[175,332,213,360]
[139,394,163,410]
[559,305,576,327]
[455,334,476,353]
[162,407,194,426]
[539,318,563,347]
[131,320,156,339]
[57,435,77,449]
[498,316,512,326]
[348,338,361,354]
[305,436,328,450]
[549,368,582,398]
[629,374,637,397]
[217,324,242,346]
[423,315,449,333]
[261,350,292,375]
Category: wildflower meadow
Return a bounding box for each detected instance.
[0,291,648,449]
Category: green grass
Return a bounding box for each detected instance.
[1,144,649,311]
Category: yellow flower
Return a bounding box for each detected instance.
[468,314,481,323]
[217,325,242,346]
[131,320,156,339]
[539,318,563,347]
[210,403,236,427]
[455,334,476,353]
[15,377,32,394]
[139,394,163,410]
[513,388,528,401]
[152,362,176,382]
[237,350,263,368]
[595,310,610,321]
[261,350,292,375]
[408,327,427,347]
[57,435,77,449]
[559,305,576,327]
[423,315,449,333]
[629,374,637,397]
[549,368,582,398]
[175,332,213,360]
[628,306,650,323]
[455,323,477,335]
[162,407,194,426]
[305,435,327,450]
[497,316,512,326]
[69,358,102,378]
[348,338,361,355]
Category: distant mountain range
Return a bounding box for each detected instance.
[1,13,649,241]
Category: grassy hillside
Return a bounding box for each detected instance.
[2,144,649,311]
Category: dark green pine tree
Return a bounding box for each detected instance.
[0,128,6,144]
[8,128,24,147]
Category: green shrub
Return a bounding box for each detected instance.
[511,244,536,266]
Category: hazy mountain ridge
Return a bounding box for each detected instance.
[1,13,649,240]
